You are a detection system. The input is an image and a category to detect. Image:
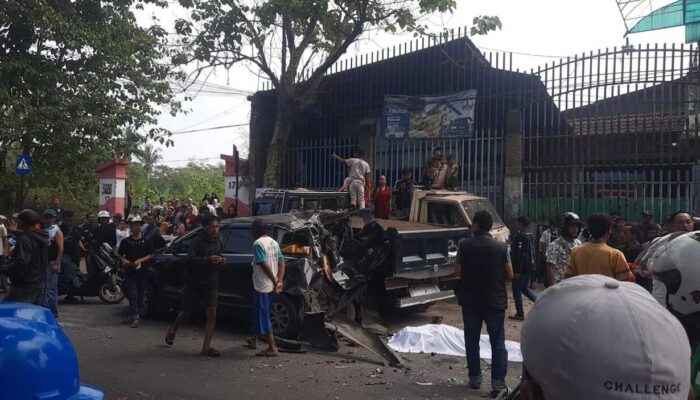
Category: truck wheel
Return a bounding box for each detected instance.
[271,294,300,339]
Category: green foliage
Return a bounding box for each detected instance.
[470,16,502,36]
[0,0,182,211]
[127,162,225,205]
[170,0,500,187]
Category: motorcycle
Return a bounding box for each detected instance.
[59,243,125,304]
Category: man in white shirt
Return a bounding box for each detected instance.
[245,219,285,357]
[332,149,371,209]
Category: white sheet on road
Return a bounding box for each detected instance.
[387,324,523,362]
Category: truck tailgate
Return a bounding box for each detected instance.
[385,227,469,276]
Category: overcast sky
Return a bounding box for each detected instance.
[141,0,682,167]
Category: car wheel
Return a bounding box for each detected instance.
[98,281,125,304]
[271,294,300,339]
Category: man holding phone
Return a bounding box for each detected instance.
[165,214,225,357]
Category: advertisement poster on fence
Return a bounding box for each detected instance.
[383,90,476,139]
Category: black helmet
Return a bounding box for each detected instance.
[560,212,582,229]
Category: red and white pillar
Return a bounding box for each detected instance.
[221,152,252,217]
[95,159,129,215]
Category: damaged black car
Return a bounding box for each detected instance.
[141,210,465,366]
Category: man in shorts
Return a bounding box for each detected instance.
[165,214,224,357]
[332,149,371,209]
[245,219,286,357]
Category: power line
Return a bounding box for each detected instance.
[173,100,248,133]
[170,123,249,135]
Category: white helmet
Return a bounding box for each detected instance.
[97,210,110,219]
[643,231,700,315]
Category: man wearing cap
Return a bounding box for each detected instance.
[118,216,154,328]
[517,275,693,400]
[566,213,633,282]
[455,210,513,395]
[0,210,48,304]
[39,209,63,317]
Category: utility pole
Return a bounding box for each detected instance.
[234,144,240,218]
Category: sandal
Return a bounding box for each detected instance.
[200,347,221,357]
[165,326,176,346]
[244,337,258,350]
[256,349,280,358]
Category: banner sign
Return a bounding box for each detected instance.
[383,90,476,139]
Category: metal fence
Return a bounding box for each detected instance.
[272,31,700,222]
[523,44,699,221]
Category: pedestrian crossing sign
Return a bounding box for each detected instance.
[15,154,31,176]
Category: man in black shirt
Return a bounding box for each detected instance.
[392,168,415,221]
[118,216,154,328]
[165,215,224,357]
[509,217,538,321]
[456,210,513,395]
[1,210,48,304]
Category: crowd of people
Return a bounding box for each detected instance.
[4,189,700,398]
[457,208,700,398]
[0,194,286,359]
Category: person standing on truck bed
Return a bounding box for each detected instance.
[332,149,371,210]
[393,168,414,220]
[373,175,391,219]
[455,210,514,396]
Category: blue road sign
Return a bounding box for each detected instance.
[16,154,31,176]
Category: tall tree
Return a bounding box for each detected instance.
[172,0,500,187]
[0,0,181,210]
[136,143,163,176]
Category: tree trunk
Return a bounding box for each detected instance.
[263,99,296,188]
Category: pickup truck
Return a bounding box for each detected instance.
[406,189,510,242]
[253,189,503,309]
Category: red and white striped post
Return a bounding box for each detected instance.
[220,148,252,217]
[95,159,130,215]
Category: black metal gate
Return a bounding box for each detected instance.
[266,32,700,221]
[523,44,699,221]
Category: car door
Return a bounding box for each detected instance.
[155,230,199,299]
[217,226,254,308]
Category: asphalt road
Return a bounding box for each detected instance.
[55,297,528,400]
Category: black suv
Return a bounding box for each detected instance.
[141,216,306,339]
